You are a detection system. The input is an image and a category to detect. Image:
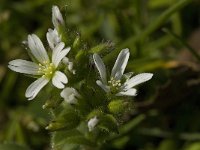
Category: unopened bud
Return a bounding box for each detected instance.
[108,100,126,114]
[88,116,99,132]
[52,5,64,30]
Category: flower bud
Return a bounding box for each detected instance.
[88,116,99,132]
[52,5,64,30]
[60,87,81,104]
[108,100,127,114]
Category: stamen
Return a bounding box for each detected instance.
[108,77,122,94]
[38,62,55,78]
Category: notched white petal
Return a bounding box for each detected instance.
[93,54,107,84]
[25,77,49,100]
[116,88,137,96]
[52,42,70,67]
[28,34,49,63]
[8,59,40,75]
[52,71,68,89]
[96,80,110,93]
[124,73,153,89]
[111,48,130,80]
[53,47,71,67]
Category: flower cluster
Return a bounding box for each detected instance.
[8,5,153,137]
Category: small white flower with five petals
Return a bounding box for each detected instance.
[93,48,153,96]
[8,34,70,100]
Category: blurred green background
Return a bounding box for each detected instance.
[1,0,200,149]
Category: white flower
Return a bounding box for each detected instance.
[88,116,99,132]
[93,48,153,96]
[46,28,61,49]
[60,87,81,104]
[8,34,70,100]
[52,5,64,30]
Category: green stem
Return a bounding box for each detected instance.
[104,0,193,63]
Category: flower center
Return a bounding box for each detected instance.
[108,77,121,93]
[38,61,55,78]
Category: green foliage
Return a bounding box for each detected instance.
[0,143,30,150]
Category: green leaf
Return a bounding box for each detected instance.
[184,142,200,150]
[64,136,95,146]
[157,139,177,150]
[0,143,30,150]
[52,130,95,150]
[52,129,82,149]
[46,111,80,131]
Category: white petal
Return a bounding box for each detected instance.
[52,42,64,65]
[93,54,107,84]
[8,59,40,75]
[124,73,153,89]
[46,28,61,49]
[52,71,68,89]
[111,48,130,80]
[52,42,71,67]
[52,5,64,29]
[25,77,49,100]
[62,57,69,65]
[53,45,71,67]
[96,80,110,93]
[116,88,137,96]
[28,34,49,64]
[88,116,99,132]
[54,49,71,68]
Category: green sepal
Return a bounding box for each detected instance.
[75,50,87,62]
[72,34,81,50]
[89,43,107,54]
[98,114,119,133]
[86,109,104,120]
[43,98,62,109]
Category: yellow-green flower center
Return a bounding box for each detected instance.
[38,61,55,78]
[108,77,121,93]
